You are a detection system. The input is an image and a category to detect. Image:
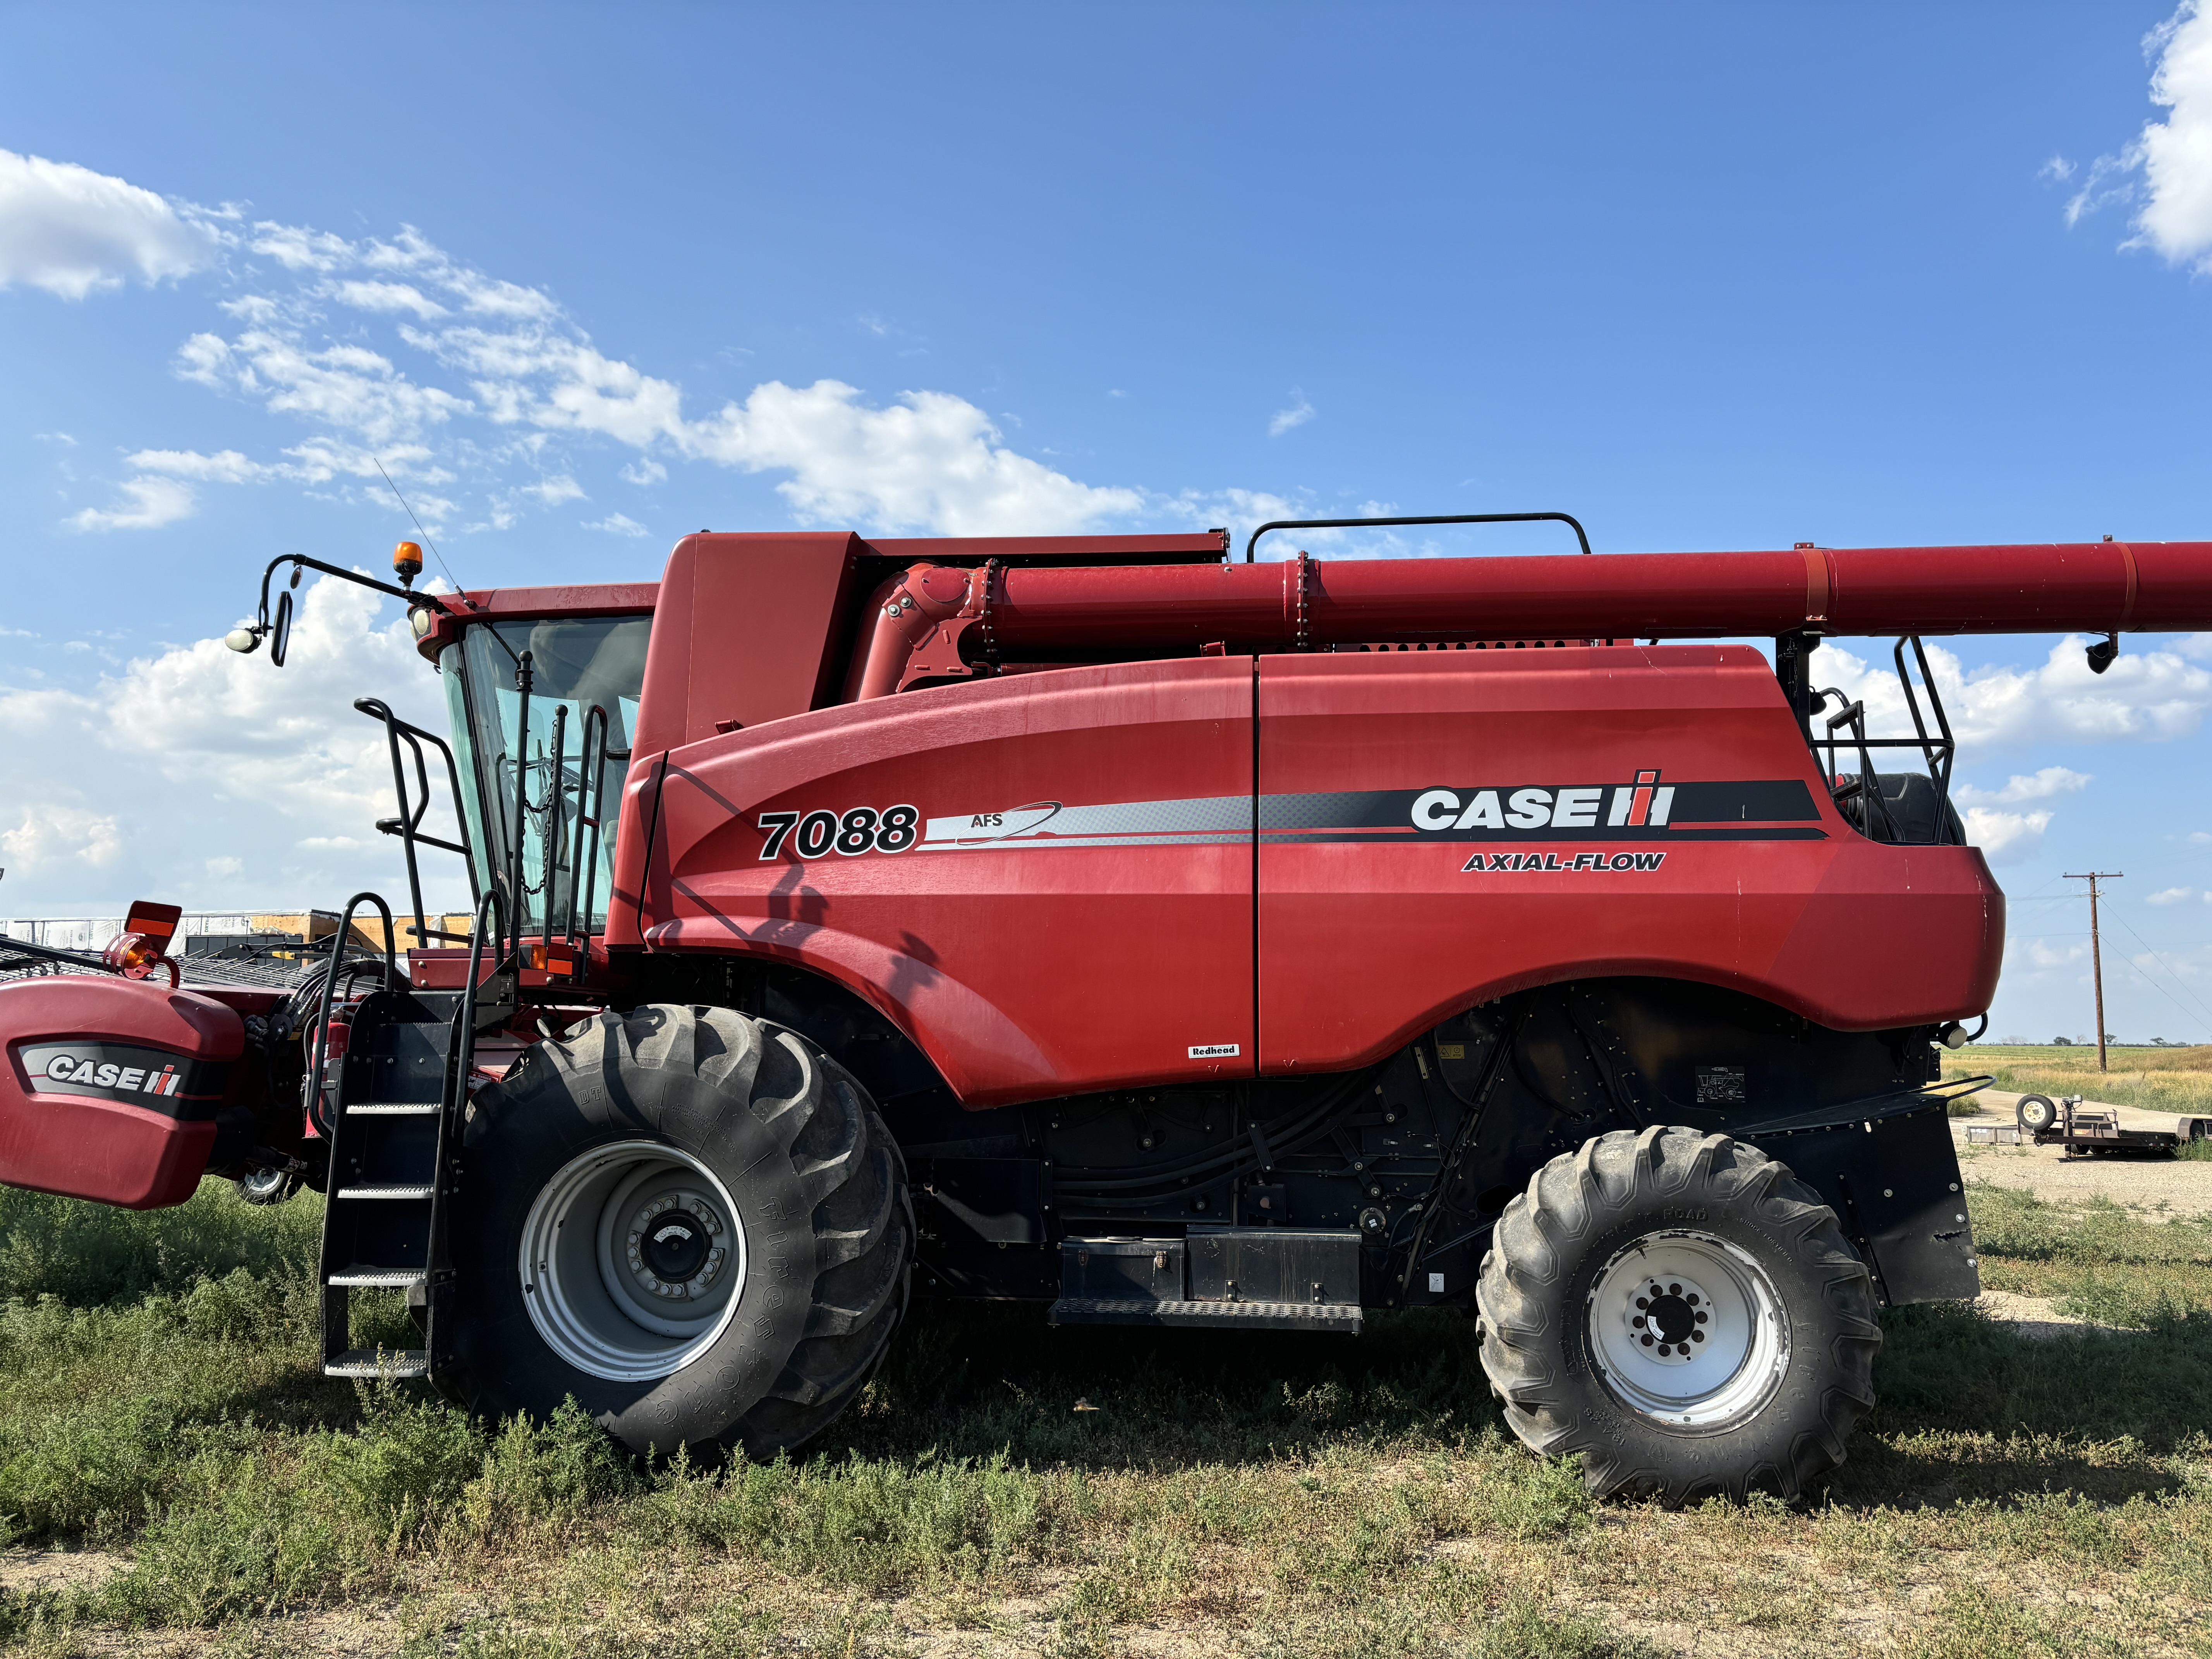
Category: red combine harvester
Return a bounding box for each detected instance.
[3,515,2201,1503]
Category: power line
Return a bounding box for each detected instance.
[2105,908,2212,1030]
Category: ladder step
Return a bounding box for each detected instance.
[346,1102,441,1116]
[324,1348,430,1378]
[334,1184,434,1201]
[326,1268,426,1288]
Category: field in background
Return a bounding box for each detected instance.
[1942,1043,2212,1117]
[0,1182,2206,1655]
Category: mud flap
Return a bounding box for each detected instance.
[0,977,242,1209]
[1738,1099,1979,1305]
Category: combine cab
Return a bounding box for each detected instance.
[5,518,2202,1504]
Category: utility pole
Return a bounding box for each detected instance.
[2064,872,2124,1073]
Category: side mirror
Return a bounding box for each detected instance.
[270,589,294,667]
[2086,632,2119,675]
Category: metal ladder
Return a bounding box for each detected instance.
[313,890,509,1382]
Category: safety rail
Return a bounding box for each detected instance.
[354,698,481,948]
[302,893,398,1136]
[1808,636,1960,846]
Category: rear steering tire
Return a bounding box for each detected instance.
[449,1003,912,1460]
[1476,1126,1880,1505]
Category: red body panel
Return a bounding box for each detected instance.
[1254,648,2003,1073]
[604,642,2002,1109]
[0,977,243,1208]
[608,658,1255,1105]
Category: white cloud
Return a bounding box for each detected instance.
[1269,391,1315,437]
[1953,766,2093,806]
[584,513,650,538]
[680,381,1144,534]
[330,279,447,319]
[249,222,352,272]
[1962,806,2055,864]
[2137,1,2212,265]
[124,447,272,484]
[0,149,220,300]
[2063,3,2212,268]
[2150,885,2199,903]
[2041,155,2077,183]
[1,805,121,871]
[176,328,470,448]
[0,576,460,914]
[618,457,666,487]
[66,475,196,532]
[518,474,584,506]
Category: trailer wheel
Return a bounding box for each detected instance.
[2016,1094,2058,1134]
[449,1003,911,1460]
[1476,1126,1879,1505]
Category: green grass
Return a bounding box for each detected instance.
[0,1180,2203,1655]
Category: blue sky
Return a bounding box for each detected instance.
[4,3,2212,1043]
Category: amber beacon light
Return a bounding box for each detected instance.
[393,541,424,588]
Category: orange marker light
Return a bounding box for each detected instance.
[393,541,424,586]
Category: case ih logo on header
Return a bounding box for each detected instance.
[17,1041,225,1120]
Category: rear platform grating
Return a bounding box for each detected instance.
[1049,1297,1362,1333]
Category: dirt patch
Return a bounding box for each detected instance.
[1976,1289,2106,1341]
[0,1547,125,1595]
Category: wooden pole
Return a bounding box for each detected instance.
[2065,872,2124,1073]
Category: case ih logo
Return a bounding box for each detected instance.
[17,1041,223,1116]
[40,1053,187,1096]
[1411,770,1675,835]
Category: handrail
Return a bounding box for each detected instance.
[562,704,611,975]
[354,697,481,948]
[1244,511,1592,564]
[303,893,396,1136]
[503,651,535,969]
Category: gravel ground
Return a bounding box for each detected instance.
[1950,1089,2212,1214]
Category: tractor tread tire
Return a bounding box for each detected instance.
[451,1003,912,1459]
[1476,1125,1880,1506]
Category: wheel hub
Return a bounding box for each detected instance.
[519,1140,750,1382]
[1627,1274,1712,1362]
[1585,1229,1788,1427]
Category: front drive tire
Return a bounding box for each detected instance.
[1476,1126,1880,1505]
[450,1003,912,1459]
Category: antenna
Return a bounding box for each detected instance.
[374,460,461,594]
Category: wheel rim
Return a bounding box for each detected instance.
[519,1139,749,1382]
[1584,1229,1789,1428]
[2021,1096,2055,1131]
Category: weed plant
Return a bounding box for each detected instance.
[0,1178,2202,1654]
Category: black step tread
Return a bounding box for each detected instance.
[325,1348,429,1378]
[326,1267,427,1288]
[1049,1297,1362,1332]
[345,1102,442,1116]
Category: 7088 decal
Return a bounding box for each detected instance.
[759,805,921,860]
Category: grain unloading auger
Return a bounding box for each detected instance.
[5,518,2207,1506]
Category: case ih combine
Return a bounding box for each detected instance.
[4,515,2203,1504]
